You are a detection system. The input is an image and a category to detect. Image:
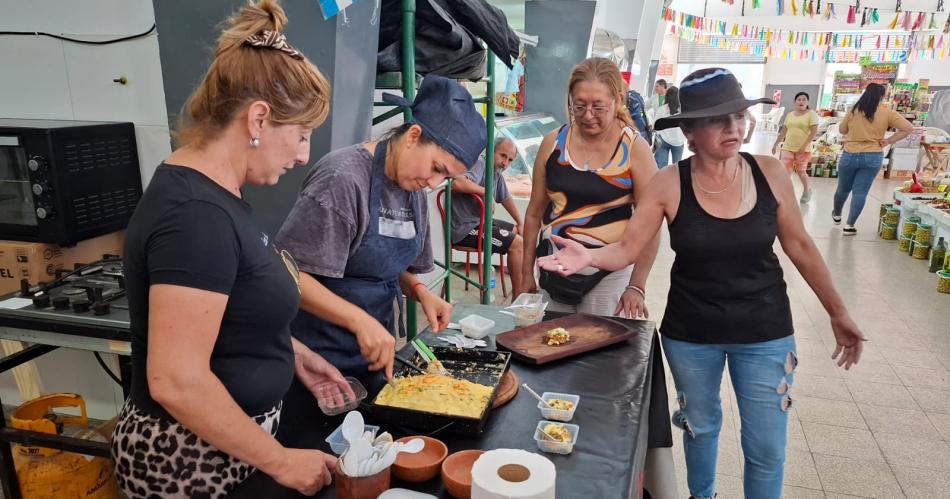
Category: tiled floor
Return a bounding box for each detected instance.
[447,169,949,497]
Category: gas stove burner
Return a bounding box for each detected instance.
[102,263,123,277]
[61,287,86,297]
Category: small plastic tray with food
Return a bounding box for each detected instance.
[534,421,579,455]
[505,293,548,327]
[538,392,580,422]
[316,376,367,416]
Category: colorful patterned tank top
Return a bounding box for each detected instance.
[542,124,638,248]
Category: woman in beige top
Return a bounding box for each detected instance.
[833,83,914,235]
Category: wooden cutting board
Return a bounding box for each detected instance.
[495,314,637,365]
[491,369,519,408]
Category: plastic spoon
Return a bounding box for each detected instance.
[341,411,364,448]
[522,383,552,408]
[397,438,425,454]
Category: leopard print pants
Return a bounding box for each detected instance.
[111,402,281,499]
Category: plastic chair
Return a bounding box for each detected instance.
[436,189,508,299]
[760,106,785,133]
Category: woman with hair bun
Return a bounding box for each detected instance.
[113,1,341,496]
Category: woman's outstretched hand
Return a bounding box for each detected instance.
[536,236,593,276]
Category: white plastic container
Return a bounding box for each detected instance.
[538,392,580,422]
[325,423,379,455]
[459,314,495,339]
[508,293,547,327]
[534,421,579,455]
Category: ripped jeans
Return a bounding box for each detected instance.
[661,335,796,499]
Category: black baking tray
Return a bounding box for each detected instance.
[368,346,511,436]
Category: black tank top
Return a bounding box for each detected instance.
[660,153,793,344]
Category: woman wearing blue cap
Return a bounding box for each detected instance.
[273,75,486,445]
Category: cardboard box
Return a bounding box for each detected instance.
[0,231,125,295]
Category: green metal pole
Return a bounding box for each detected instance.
[401,0,416,121]
[402,0,417,335]
[481,51,496,305]
[443,180,453,303]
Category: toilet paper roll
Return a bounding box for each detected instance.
[471,449,556,499]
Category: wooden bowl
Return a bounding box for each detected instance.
[392,436,448,483]
[441,449,485,499]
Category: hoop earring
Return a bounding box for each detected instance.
[250,137,260,148]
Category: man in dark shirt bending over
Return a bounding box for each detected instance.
[450,137,525,297]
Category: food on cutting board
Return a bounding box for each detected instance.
[375,374,493,418]
[542,423,572,442]
[544,327,571,346]
[547,399,575,411]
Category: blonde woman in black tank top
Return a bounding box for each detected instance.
[539,68,866,499]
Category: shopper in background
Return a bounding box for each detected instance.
[451,137,525,296]
[653,86,687,167]
[626,86,653,143]
[521,57,676,499]
[772,92,819,203]
[274,75,485,448]
[538,67,866,499]
[113,1,343,497]
[834,82,914,235]
[646,78,669,123]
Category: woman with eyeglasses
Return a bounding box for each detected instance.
[520,57,676,498]
[521,57,660,318]
[538,68,866,499]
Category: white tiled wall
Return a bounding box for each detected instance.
[0,0,172,187]
[0,0,171,418]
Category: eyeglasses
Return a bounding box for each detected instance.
[695,112,748,129]
[570,103,611,117]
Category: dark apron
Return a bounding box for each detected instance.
[277,140,425,448]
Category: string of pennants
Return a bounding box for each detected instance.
[663,7,948,61]
[719,0,949,32]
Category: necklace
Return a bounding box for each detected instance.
[571,122,617,172]
[694,158,740,195]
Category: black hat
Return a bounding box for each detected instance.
[382,75,487,168]
[654,68,776,131]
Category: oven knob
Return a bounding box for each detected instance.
[32,182,52,196]
[52,296,70,310]
[27,156,46,172]
[72,299,91,313]
[32,295,51,308]
[93,302,111,316]
[35,205,54,219]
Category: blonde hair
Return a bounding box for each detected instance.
[566,57,634,129]
[175,0,331,148]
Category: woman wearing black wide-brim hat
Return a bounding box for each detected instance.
[536,68,867,499]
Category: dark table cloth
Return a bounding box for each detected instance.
[231,305,671,499]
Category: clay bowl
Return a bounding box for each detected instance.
[441,449,485,499]
[392,436,448,483]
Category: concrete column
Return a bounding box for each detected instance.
[152,0,380,234]
[628,0,665,94]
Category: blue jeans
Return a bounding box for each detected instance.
[654,137,684,168]
[662,335,797,499]
[833,152,883,226]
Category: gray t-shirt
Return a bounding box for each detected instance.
[450,158,511,243]
[276,144,434,278]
